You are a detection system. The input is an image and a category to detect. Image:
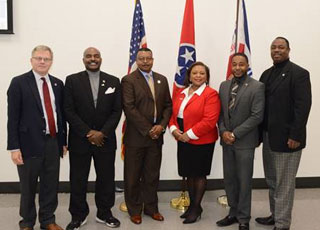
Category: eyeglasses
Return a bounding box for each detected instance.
[137,57,153,62]
[32,57,52,63]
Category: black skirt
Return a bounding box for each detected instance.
[177,118,215,177]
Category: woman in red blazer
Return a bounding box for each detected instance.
[169,62,220,224]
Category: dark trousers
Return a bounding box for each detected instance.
[223,145,254,224]
[68,147,116,221]
[124,143,162,216]
[17,136,60,228]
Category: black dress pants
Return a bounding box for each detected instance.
[68,146,116,220]
[18,136,60,228]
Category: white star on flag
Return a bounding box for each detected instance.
[181,48,195,64]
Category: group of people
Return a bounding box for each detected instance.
[7,36,311,230]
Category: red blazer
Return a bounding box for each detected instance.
[169,84,221,145]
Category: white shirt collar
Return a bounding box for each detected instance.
[181,83,206,96]
[33,70,49,81]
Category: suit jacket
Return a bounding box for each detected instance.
[64,71,122,153]
[7,70,66,159]
[169,84,220,145]
[259,60,312,152]
[219,76,265,149]
[121,69,172,147]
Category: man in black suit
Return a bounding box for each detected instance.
[64,47,122,230]
[7,45,67,230]
[255,37,312,230]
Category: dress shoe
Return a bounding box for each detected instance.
[66,218,87,230]
[239,223,249,230]
[96,215,120,228]
[216,215,238,226]
[130,215,142,224]
[255,215,275,225]
[183,207,202,224]
[20,227,34,230]
[40,223,64,230]
[273,227,290,230]
[145,212,164,221]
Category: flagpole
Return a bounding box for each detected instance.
[234,0,240,52]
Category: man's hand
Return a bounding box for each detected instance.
[178,132,190,143]
[63,146,68,157]
[149,125,163,139]
[87,130,105,147]
[172,129,183,140]
[11,150,24,165]
[287,138,300,149]
[222,131,235,145]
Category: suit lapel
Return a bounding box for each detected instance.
[26,71,43,114]
[136,70,154,100]
[233,76,250,109]
[82,72,96,109]
[96,73,109,109]
[269,62,291,95]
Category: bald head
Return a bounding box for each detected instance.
[83,47,102,72]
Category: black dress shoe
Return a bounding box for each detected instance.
[96,215,120,228]
[216,215,238,226]
[239,223,249,230]
[255,215,275,225]
[273,227,290,230]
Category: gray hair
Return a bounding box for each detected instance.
[31,45,53,58]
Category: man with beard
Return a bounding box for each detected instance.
[64,47,122,229]
[255,37,312,230]
[217,53,265,230]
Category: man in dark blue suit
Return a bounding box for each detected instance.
[7,45,67,230]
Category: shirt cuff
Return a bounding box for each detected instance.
[9,149,20,153]
[169,125,178,134]
[186,129,199,140]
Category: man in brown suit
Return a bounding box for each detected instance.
[121,48,172,224]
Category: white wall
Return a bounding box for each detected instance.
[0,0,319,182]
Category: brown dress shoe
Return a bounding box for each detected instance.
[146,212,164,221]
[130,215,142,224]
[41,223,64,230]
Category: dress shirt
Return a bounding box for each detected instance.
[33,70,58,134]
[170,83,206,140]
[87,70,100,108]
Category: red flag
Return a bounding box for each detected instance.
[226,0,252,79]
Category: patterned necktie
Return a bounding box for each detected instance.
[41,77,56,137]
[147,74,157,119]
[228,81,239,110]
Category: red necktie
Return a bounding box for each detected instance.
[41,77,56,137]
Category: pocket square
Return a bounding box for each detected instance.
[105,87,115,94]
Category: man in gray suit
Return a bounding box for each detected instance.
[216,53,265,230]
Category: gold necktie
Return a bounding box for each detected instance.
[147,74,157,120]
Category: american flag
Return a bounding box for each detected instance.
[121,0,147,160]
[128,0,147,74]
[174,0,196,88]
[226,0,252,79]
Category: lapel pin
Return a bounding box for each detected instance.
[282,73,286,77]
[245,83,248,86]
[54,83,57,86]
[157,80,161,84]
